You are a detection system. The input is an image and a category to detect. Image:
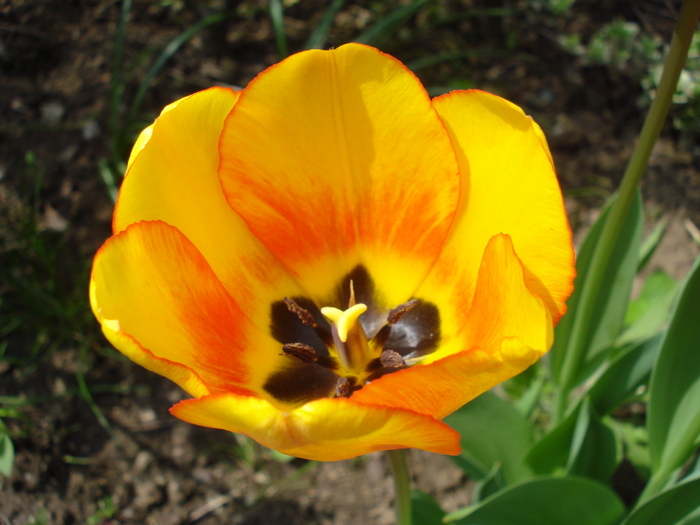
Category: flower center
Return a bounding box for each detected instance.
[264,265,441,405]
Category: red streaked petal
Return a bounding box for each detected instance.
[218,43,460,306]
[90,220,284,396]
[115,87,307,336]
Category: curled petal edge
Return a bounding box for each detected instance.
[170,393,461,461]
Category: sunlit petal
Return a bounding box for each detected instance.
[171,393,461,461]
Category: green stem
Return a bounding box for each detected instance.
[387,449,412,525]
[553,0,700,424]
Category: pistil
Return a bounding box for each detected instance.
[321,303,371,373]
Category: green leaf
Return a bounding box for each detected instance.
[589,334,663,416]
[566,399,619,482]
[0,432,14,477]
[623,477,700,525]
[637,217,667,272]
[551,191,644,386]
[473,463,504,502]
[305,0,345,50]
[647,254,700,488]
[525,398,619,481]
[617,271,678,346]
[526,402,580,475]
[354,0,432,46]
[411,491,445,525]
[444,476,626,525]
[445,391,533,486]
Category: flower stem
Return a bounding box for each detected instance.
[553,0,700,425]
[387,449,412,525]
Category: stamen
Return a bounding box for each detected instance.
[336,377,352,397]
[387,299,419,325]
[282,343,317,363]
[348,279,356,307]
[284,297,317,327]
[380,349,405,368]
[335,376,358,398]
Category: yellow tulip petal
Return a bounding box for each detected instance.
[170,393,461,461]
[354,234,549,418]
[428,89,575,323]
[115,87,306,334]
[95,317,211,398]
[218,43,460,305]
[90,220,285,396]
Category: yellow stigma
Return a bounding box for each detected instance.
[321,303,367,343]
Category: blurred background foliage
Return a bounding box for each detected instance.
[1,1,700,524]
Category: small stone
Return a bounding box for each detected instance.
[41,101,65,125]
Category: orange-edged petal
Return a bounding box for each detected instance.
[354,234,550,418]
[428,89,574,323]
[353,341,540,420]
[115,87,306,335]
[170,393,461,461]
[90,220,286,398]
[218,43,460,306]
[97,320,211,398]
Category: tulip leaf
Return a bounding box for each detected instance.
[551,191,644,387]
[525,400,581,475]
[647,254,700,488]
[566,398,619,482]
[637,217,667,273]
[444,476,626,525]
[445,391,533,486]
[473,463,504,502]
[589,334,663,416]
[617,271,678,346]
[622,477,700,525]
[0,431,14,476]
[525,398,619,481]
[411,490,446,525]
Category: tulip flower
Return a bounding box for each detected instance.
[90,43,574,461]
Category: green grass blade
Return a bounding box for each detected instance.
[354,0,433,46]
[407,50,536,71]
[305,0,345,50]
[269,0,289,58]
[125,13,230,138]
[98,158,120,203]
[108,0,132,143]
[0,431,14,477]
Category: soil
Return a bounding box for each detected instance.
[1,1,698,524]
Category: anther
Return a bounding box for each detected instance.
[282,342,317,363]
[284,297,317,327]
[335,376,359,398]
[387,299,419,325]
[380,349,405,368]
